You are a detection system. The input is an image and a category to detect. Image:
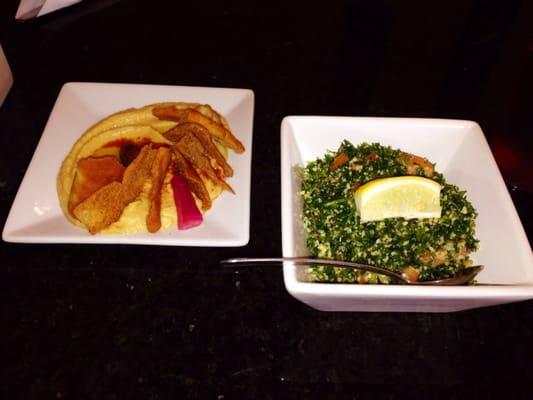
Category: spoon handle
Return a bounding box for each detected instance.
[220,257,406,282]
[220,258,483,286]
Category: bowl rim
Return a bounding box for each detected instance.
[280,115,533,300]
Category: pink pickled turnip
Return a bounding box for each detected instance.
[170,175,203,230]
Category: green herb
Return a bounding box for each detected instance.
[301,141,479,283]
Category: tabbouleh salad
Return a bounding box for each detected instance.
[300,141,479,283]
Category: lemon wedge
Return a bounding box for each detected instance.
[354,176,442,222]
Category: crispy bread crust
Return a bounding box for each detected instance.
[57,102,234,231]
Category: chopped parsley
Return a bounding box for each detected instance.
[301,141,479,283]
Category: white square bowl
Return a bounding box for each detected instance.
[3,82,254,246]
[281,116,533,312]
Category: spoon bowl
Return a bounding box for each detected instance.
[220,257,484,285]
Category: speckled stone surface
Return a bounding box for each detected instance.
[1,0,532,398]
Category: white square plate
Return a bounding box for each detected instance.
[3,82,254,246]
[281,116,533,312]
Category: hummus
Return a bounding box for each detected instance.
[57,102,230,234]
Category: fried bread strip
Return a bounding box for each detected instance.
[183,109,244,153]
[73,182,124,234]
[68,156,125,214]
[146,147,172,233]
[163,122,233,177]
[175,133,235,194]
[161,124,188,142]
[173,149,212,211]
[152,105,186,122]
[73,145,157,234]
[152,106,245,153]
[121,145,157,202]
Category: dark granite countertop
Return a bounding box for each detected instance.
[1,0,532,398]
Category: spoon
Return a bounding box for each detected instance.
[220,257,484,285]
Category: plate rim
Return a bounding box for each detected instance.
[2,82,254,246]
